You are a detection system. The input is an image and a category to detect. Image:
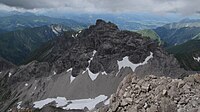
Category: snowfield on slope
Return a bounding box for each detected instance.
[33,95,107,110]
[82,50,100,81]
[193,57,200,62]
[117,52,153,75]
[73,51,153,81]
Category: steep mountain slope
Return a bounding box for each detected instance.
[163,19,200,29]
[0,24,70,65]
[0,57,15,72]
[0,15,87,32]
[154,26,200,46]
[0,20,188,111]
[137,29,161,44]
[152,19,200,71]
[167,40,200,71]
[152,19,200,47]
[24,30,76,64]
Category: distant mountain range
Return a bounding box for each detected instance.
[0,11,184,31]
[0,24,71,65]
[162,18,200,29]
[45,13,180,30]
[0,14,87,32]
[0,12,199,72]
[152,19,200,46]
[154,26,200,46]
[0,13,88,65]
[134,19,200,71]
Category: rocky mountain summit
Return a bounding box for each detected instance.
[96,74,200,112]
[0,19,190,111]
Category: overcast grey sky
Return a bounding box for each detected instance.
[0,0,199,15]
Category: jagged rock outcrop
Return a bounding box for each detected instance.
[97,74,200,112]
[0,19,190,111]
[27,19,188,78]
[51,19,157,77]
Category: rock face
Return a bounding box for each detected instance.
[48,19,157,77]
[0,56,15,72]
[28,19,188,78]
[96,74,200,112]
[0,19,190,111]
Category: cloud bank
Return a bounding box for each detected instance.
[0,0,199,15]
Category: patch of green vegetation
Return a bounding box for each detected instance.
[137,29,162,44]
[167,40,200,71]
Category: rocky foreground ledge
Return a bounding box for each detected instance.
[95,74,200,112]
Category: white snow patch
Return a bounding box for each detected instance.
[104,98,110,105]
[17,101,22,109]
[78,30,82,33]
[51,25,63,35]
[16,23,25,26]
[82,69,101,81]
[88,50,97,63]
[33,95,107,110]
[67,68,73,72]
[194,57,200,62]
[25,83,28,87]
[53,71,56,75]
[33,99,55,109]
[75,33,78,37]
[8,109,12,112]
[51,26,59,35]
[82,50,99,81]
[117,52,153,75]
[63,29,68,31]
[34,86,37,90]
[104,95,113,105]
[34,98,55,109]
[63,95,107,110]
[83,68,99,81]
[55,26,62,32]
[70,75,76,83]
[102,71,108,75]
[52,29,58,35]
[8,72,12,77]
[185,24,189,27]
[72,34,75,38]
[67,68,75,83]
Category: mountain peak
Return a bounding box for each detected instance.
[0,19,189,111]
[89,19,119,31]
[96,19,107,25]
